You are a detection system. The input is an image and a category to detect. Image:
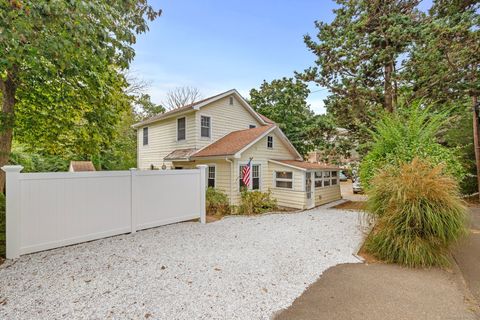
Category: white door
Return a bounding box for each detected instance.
[305,172,314,208]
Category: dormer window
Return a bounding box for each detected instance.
[201,115,211,138]
[229,97,234,105]
[267,136,273,149]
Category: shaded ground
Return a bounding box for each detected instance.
[275,207,480,320]
[332,200,366,211]
[275,263,478,320]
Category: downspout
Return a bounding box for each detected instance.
[225,157,233,206]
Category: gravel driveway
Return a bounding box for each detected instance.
[0,208,366,320]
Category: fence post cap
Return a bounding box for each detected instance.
[196,164,208,169]
[129,168,138,171]
[1,165,23,173]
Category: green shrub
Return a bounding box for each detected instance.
[365,158,468,267]
[206,187,231,216]
[360,104,465,190]
[0,193,5,258]
[237,190,277,215]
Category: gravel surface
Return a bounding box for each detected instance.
[0,208,366,320]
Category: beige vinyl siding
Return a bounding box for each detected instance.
[195,96,263,149]
[230,131,297,205]
[137,112,196,169]
[315,184,342,206]
[268,162,306,209]
[314,170,342,206]
[173,159,233,203]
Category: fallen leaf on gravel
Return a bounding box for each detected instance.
[214,268,221,271]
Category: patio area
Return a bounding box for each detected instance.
[0,208,366,319]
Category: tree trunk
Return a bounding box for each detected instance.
[472,96,480,200]
[0,72,17,194]
[384,61,394,112]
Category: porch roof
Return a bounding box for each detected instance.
[164,148,198,161]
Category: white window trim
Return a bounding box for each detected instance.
[199,114,212,140]
[313,170,339,188]
[273,170,294,190]
[267,135,274,149]
[176,116,187,142]
[238,162,261,191]
[207,164,216,188]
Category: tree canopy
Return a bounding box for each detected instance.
[249,78,315,156]
[0,0,161,190]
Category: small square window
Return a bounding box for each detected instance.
[143,127,148,146]
[267,136,273,149]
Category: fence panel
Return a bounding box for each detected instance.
[2,165,207,259]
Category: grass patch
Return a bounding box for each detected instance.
[365,158,468,267]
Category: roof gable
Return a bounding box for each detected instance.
[133,89,266,128]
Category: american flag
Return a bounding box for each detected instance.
[242,159,252,187]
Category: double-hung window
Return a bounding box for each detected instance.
[208,166,216,188]
[323,171,331,187]
[177,117,186,141]
[143,127,148,146]
[267,136,273,149]
[239,164,260,190]
[275,171,293,189]
[201,116,211,138]
[314,172,322,187]
[331,171,338,185]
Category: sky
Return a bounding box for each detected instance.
[131,0,433,114]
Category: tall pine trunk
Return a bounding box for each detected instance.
[0,71,16,193]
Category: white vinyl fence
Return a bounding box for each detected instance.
[2,165,207,259]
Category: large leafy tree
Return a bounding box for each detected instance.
[301,0,422,144]
[249,78,315,156]
[0,0,160,190]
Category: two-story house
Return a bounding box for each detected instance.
[133,89,341,209]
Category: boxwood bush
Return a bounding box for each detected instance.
[365,158,467,267]
[206,187,231,216]
[237,190,277,215]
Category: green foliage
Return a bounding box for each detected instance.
[237,190,277,215]
[302,0,423,144]
[206,187,231,216]
[135,93,165,120]
[360,104,465,189]
[365,158,468,267]
[0,192,4,258]
[9,144,69,172]
[249,77,315,155]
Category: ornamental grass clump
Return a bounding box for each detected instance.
[365,158,467,267]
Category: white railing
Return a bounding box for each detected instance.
[2,165,207,259]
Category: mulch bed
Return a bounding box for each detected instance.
[332,200,367,211]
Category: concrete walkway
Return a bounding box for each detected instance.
[274,207,480,320]
[453,207,480,303]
